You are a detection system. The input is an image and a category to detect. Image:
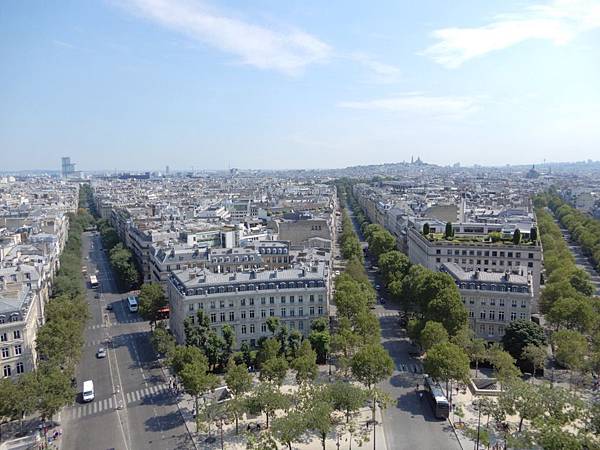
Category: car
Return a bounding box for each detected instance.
[375,285,381,290]
[106,304,113,311]
[334,270,341,276]
[379,298,386,305]
[335,255,341,260]
[96,347,107,358]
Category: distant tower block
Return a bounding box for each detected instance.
[61,157,75,178]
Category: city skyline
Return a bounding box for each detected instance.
[2,0,600,171]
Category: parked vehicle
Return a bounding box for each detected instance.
[82,380,95,402]
[96,348,107,358]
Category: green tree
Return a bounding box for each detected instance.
[488,346,521,384]
[291,340,318,384]
[378,251,410,285]
[309,328,331,364]
[138,283,167,326]
[530,227,538,242]
[150,323,176,357]
[420,321,449,352]
[569,268,595,296]
[513,228,522,244]
[501,319,546,360]
[260,356,289,386]
[266,317,281,335]
[444,222,453,239]
[547,297,596,333]
[271,410,308,450]
[422,223,430,235]
[35,363,75,422]
[423,342,470,395]
[521,344,547,377]
[426,288,468,336]
[221,324,236,365]
[307,400,335,450]
[178,354,218,432]
[351,344,394,421]
[224,358,253,434]
[553,330,588,383]
[246,383,290,428]
[325,382,368,423]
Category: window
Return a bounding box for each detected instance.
[261,310,266,318]
[490,299,496,306]
[480,299,486,306]
[3,365,10,377]
[16,362,23,374]
[219,300,225,308]
[241,311,246,320]
[489,325,495,336]
[510,312,517,321]
[498,311,505,321]
[310,306,315,316]
[318,295,323,303]
[469,311,474,318]
[0,334,6,342]
[249,298,255,306]
[511,300,517,308]
[298,296,303,303]
[520,312,526,319]
[220,312,226,322]
[489,311,495,320]
[521,300,527,308]
[290,308,295,317]
[299,321,304,330]
[280,296,286,304]
[528,253,534,259]
[229,312,235,321]
[480,311,486,320]
[299,307,304,317]
[210,301,216,309]
[469,299,475,305]
[479,324,485,333]
[310,295,315,303]
[269,309,275,317]
[1,348,8,359]
[14,345,21,356]
[261,297,266,305]
[261,323,267,333]
[290,296,295,303]
[189,304,195,312]
[318,306,323,315]
[499,299,505,307]
[250,310,255,319]
[241,325,247,334]
[241,298,246,306]
[528,262,533,268]
[281,308,286,317]
[269,297,275,304]
[515,252,521,258]
[250,324,255,334]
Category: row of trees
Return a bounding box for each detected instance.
[533,196,600,381]
[542,191,600,272]
[96,219,139,289]
[0,188,93,438]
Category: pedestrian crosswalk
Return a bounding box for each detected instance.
[62,383,170,421]
[374,311,399,318]
[85,318,145,331]
[396,362,423,374]
[62,397,115,421]
[124,383,169,405]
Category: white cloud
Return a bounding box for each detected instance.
[120,0,332,75]
[348,52,402,83]
[338,93,478,117]
[424,0,600,68]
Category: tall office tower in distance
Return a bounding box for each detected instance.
[61,157,75,178]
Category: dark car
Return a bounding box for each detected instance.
[106,304,113,311]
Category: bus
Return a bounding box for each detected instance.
[89,275,99,289]
[156,305,170,320]
[424,375,450,419]
[127,296,139,313]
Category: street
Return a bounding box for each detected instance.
[345,204,462,450]
[60,231,194,450]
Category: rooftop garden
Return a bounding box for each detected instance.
[420,223,539,247]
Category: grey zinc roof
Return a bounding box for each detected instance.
[173,264,325,288]
[441,262,529,285]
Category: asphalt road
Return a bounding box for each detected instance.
[345,205,462,450]
[60,231,194,450]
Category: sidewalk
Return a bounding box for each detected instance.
[164,365,388,450]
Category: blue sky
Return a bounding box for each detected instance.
[1,0,600,171]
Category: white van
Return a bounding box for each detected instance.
[82,380,95,402]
